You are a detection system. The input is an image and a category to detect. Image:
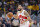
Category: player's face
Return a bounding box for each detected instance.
[18,5,23,11]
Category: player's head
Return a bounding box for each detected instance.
[18,4,23,11]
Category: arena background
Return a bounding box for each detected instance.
[0,0,40,27]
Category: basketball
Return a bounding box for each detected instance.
[7,12,13,19]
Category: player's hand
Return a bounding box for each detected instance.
[30,21,34,26]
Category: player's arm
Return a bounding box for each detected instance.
[24,10,32,21]
[24,11,33,25]
[13,12,19,19]
[21,10,31,24]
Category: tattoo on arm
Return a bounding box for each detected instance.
[24,11,31,20]
[24,11,30,17]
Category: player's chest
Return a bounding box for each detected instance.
[19,15,27,21]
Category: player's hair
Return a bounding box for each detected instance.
[18,4,23,7]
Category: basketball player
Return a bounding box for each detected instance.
[13,5,33,27]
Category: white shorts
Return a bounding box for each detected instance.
[19,21,30,27]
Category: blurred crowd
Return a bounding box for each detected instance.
[0,0,40,27]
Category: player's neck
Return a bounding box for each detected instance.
[20,9,23,13]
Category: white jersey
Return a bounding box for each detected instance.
[18,10,30,27]
[18,10,27,23]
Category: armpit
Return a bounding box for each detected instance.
[24,11,30,17]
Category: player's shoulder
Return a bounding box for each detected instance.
[24,10,27,12]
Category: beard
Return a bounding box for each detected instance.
[18,9,22,11]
